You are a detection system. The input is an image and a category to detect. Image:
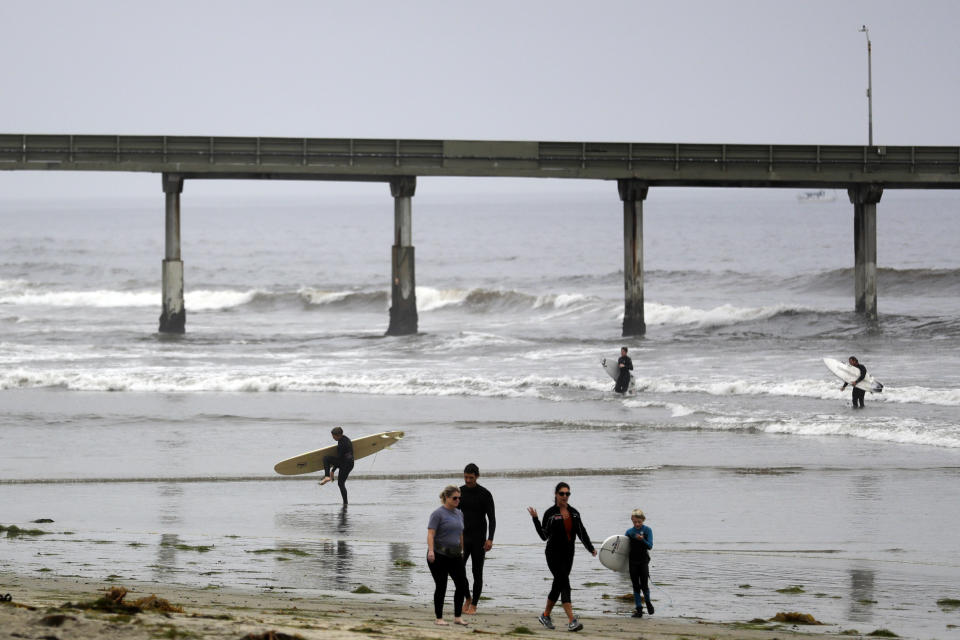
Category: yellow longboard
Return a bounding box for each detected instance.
[273,430,405,476]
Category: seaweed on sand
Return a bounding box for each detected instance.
[770,611,822,625]
[0,524,49,538]
[61,586,183,614]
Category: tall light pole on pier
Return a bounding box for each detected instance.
[858,25,873,146]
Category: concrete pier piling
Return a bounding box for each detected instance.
[159,173,185,333]
[848,184,882,321]
[619,179,648,336]
[386,176,418,336]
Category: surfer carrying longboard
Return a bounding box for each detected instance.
[615,347,633,393]
[319,426,354,503]
[840,356,868,409]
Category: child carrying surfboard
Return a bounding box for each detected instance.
[625,509,654,618]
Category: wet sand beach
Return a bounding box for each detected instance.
[1,571,835,640]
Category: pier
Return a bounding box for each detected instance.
[4,134,960,335]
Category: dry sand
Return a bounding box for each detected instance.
[0,571,837,640]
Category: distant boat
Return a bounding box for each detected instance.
[797,190,837,203]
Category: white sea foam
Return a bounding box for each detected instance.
[0,278,29,292]
[695,414,960,448]
[760,418,960,449]
[3,359,957,409]
[0,289,158,307]
[533,293,591,309]
[416,287,470,311]
[185,289,258,310]
[420,331,531,352]
[0,367,610,398]
[643,302,804,327]
[4,365,958,447]
[623,398,696,417]
[299,288,355,305]
[632,376,960,406]
[0,287,257,310]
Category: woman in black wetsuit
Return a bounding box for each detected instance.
[527,482,597,632]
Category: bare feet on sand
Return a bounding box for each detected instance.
[464,605,477,615]
[435,619,449,626]
[319,476,332,485]
[454,617,469,626]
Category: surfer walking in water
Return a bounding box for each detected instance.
[625,509,654,618]
[459,463,496,615]
[615,347,633,393]
[840,356,867,409]
[319,426,354,503]
[528,481,596,632]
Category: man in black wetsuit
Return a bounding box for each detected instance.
[840,356,867,409]
[319,426,354,503]
[459,462,496,615]
[614,346,633,393]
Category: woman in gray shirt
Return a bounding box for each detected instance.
[427,485,470,626]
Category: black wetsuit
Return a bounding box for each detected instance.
[530,505,595,604]
[614,355,633,393]
[458,483,497,604]
[322,436,354,503]
[851,364,867,408]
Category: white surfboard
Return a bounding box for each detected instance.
[602,357,635,391]
[823,358,883,393]
[598,534,631,572]
[274,430,405,475]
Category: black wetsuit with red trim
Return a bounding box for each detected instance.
[530,505,594,604]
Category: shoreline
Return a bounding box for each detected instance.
[0,572,834,640]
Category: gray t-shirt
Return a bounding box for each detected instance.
[427,505,464,550]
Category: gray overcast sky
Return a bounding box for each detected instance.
[1,0,958,198]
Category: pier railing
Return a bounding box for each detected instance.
[3,134,960,187]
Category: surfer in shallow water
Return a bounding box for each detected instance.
[615,346,633,393]
[319,426,354,503]
[840,356,867,409]
[528,481,596,632]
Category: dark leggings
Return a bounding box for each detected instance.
[322,455,353,503]
[545,550,574,604]
[463,538,486,602]
[852,387,865,408]
[629,561,651,607]
[427,552,469,618]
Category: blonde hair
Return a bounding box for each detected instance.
[440,485,460,502]
[631,509,645,520]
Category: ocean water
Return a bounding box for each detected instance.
[2,184,960,638]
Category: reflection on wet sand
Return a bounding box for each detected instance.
[154,533,180,580]
[255,504,414,594]
[387,542,415,593]
[848,567,876,622]
[158,482,183,527]
[337,504,349,535]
